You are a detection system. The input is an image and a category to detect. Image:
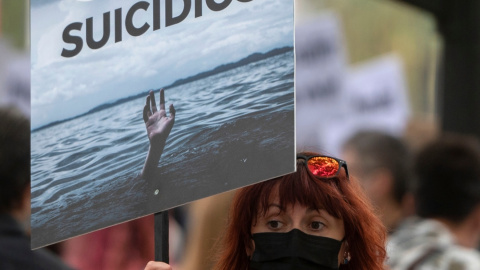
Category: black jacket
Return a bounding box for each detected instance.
[0,214,74,270]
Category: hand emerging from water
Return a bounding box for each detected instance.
[143,89,176,147]
[141,89,176,179]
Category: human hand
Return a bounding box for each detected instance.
[144,261,172,270]
[143,89,176,148]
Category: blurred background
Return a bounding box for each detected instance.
[298,0,439,116]
[1,0,479,269]
[0,0,29,115]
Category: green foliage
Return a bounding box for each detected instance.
[1,0,28,50]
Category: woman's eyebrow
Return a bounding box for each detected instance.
[268,204,282,209]
[266,204,284,211]
[307,208,339,223]
[306,207,324,213]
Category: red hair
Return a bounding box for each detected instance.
[214,153,386,270]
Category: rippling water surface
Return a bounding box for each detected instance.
[31,51,295,247]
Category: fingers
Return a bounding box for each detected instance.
[144,89,174,121]
[160,88,166,111]
[150,90,157,113]
[169,104,176,119]
[144,261,172,270]
[143,105,149,123]
[144,95,152,122]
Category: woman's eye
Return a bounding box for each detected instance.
[310,221,324,230]
[267,220,281,229]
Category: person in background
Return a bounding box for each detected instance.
[387,134,480,269]
[61,215,156,270]
[144,153,387,270]
[0,106,74,270]
[177,190,235,270]
[341,130,413,233]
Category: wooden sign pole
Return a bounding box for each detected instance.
[154,211,169,263]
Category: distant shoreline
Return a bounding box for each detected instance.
[32,46,293,133]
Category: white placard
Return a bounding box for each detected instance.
[323,54,411,156]
[295,12,349,150]
[30,0,295,248]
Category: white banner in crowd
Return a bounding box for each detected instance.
[30,0,294,248]
[345,54,410,134]
[323,54,411,156]
[295,12,348,150]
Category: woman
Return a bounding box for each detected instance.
[145,155,386,270]
[143,92,386,269]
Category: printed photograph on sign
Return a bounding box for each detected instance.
[30,0,294,248]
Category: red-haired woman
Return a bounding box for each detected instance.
[145,154,387,270]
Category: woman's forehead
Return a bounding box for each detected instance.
[266,185,280,202]
[264,186,323,211]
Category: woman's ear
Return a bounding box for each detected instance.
[343,250,351,265]
[246,239,255,257]
[338,240,349,266]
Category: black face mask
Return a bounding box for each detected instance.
[249,229,343,270]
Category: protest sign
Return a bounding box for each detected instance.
[295,12,349,150]
[322,54,411,156]
[31,0,294,248]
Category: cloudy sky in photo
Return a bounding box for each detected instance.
[31,0,293,128]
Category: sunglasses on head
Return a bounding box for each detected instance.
[297,155,349,179]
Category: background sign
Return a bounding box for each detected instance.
[323,54,411,156]
[295,13,348,151]
[295,12,409,156]
[31,0,294,248]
